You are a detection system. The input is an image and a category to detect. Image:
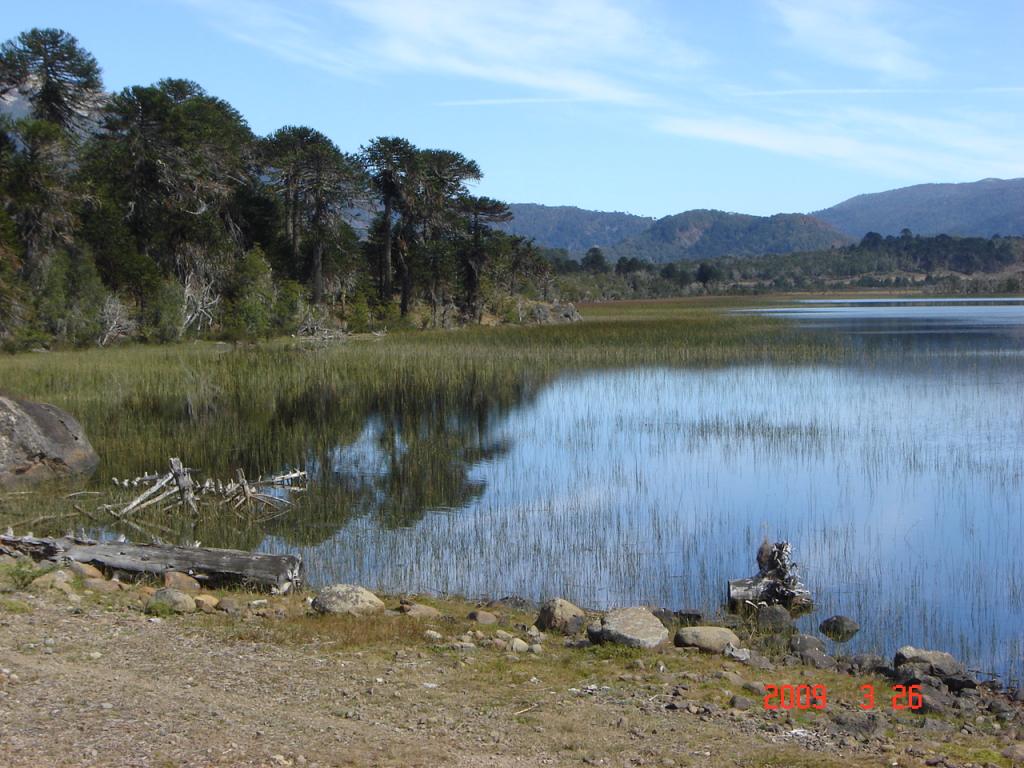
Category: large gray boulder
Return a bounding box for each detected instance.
[312,584,385,616]
[591,607,668,648]
[894,645,976,691]
[674,626,741,653]
[0,395,99,486]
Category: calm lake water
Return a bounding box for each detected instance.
[273,299,1024,682]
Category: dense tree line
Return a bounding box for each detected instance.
[715,230,1024,291]
[0,28,553,349]
[544,232,1024,302]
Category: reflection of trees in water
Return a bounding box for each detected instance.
[263,375,540,546]
[42,367,543,550]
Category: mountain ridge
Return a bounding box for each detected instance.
[501,178,1024,263]
[813,177,1024,239]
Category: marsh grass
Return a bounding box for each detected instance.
[1,296,1021,682]
[0,297,831,531]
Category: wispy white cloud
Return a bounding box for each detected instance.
[183,0,702,106]
[654,109,1024,180]
[436,97,589,107]
[181,0,1024,188]
[739,86,1024,97]
[767,0,932,79]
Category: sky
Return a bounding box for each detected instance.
[4,1,1024,218]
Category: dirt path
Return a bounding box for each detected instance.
[0,579,1016,768]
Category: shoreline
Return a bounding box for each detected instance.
[2,557,1022,767]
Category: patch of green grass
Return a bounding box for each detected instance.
[1,558,48,590]
[224,611,432,650]
[0,597,31,613]
[144,600,175,618]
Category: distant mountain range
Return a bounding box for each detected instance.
[813,178,1024,239]
[494,204,654,252]
[606,210,849,263]
[503,178,1024,263]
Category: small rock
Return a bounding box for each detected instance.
[163,571,201,592]
[756,604,793,633]
[88,651,102,660]
[30,569,71,591]
[917,683,954,715]
[790,634,826,654]
[400,603,441,619]
[798,648,837,670]
[535,598,586,634]
[468,609,497,625]
[146,588,196,614]
[194,594,220,613]
[724,643,751,662]
[83,577,122,594]
[216,597,240,615]
[988,698,1012,715]
[674,626,741,654]
[312,584,385,616]
[1003,744,1024,761]
[424,630,443,643]
[69,561,104,580]
[819,615,859,642]
[848,653,887,674]
[830,710,885,737]
[495,630,513,641]
[510,638,529,653]
[528,643,542,655]
[730,695,752,711]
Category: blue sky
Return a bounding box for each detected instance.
[5,1,1023,217]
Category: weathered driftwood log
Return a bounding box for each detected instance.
[0,533,303,594]
[728,540,813,613]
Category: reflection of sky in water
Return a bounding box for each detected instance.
[264,302,1024,682]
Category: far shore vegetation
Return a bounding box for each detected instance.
[0,27,1022,354]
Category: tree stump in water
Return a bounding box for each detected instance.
[728,540,812,613]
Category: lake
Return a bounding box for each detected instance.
[256,299,1024,683]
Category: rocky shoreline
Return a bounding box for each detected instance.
[3,552,1024,767]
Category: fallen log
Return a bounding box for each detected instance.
[0,533,303,594]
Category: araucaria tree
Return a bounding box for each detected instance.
[0,25,545,349]
[0,28,102,134]
[264,126,363,304]
[360,136,416,301]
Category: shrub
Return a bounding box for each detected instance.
[142,279,184,343]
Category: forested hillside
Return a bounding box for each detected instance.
[608,210,850,263]
[497,203,653,253]
[815,178,1024,238]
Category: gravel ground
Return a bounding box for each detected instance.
[0,579,1018,768]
